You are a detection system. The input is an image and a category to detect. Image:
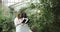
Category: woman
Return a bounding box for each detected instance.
[14,13,32,32]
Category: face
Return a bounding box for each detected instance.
[22,13,27,18]
[19,14,21,17]
[23,14,25,17]
[18,14,22,19]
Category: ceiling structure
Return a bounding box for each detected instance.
[2,0,40,11]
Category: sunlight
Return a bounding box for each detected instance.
[37,10,40,13]
[2,0,25,6]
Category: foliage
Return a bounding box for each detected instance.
[19,0,60,32]
[0,0,60,32]
[0,8,15,32]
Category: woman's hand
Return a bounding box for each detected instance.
[16,22,21,27]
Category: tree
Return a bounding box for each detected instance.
[0,0,60,32]
[18,0,60,32]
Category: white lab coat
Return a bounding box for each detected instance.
[14,17,32,32]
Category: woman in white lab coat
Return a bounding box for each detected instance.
[14,13,32,32]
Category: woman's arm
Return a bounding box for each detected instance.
[14,17,21,27]
[21,18,28,23]
[15,23,21,26]
[25,18,28,23]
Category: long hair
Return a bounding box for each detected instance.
[18,12,27,19]
[18,13,22,19]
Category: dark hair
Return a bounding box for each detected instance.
[22,13,27,18]
[18,12,27,19]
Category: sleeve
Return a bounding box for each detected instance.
[14,17,18,26]
[24,18,28,23]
